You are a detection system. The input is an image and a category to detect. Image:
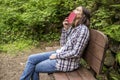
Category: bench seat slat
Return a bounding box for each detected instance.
[53,72,68,80]
[77,67,96,80]
[53,67,96,80]
[66,71,82,80]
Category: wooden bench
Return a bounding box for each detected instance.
[48,29,108,80]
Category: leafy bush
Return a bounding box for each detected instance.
[0,0,59,45]
[116,52,120,65]
[0,0,120,54]
[0,0,95,52]
[102,25,120,41]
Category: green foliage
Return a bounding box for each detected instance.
[111,77,119,80]
[109,69,120,80]
[116,52,120,64]
[0,0,61,53]
[102,25,120,41]
[110,4,120,8]
[0,0,120,54]
[0,0,59,44]
[91,4,118,29]
[0,0,96,52]
[90,0,120,42]
[0,39,37,54]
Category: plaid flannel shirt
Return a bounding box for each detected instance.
[56,24,90,72]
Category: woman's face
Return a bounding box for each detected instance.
[73,6,83,19]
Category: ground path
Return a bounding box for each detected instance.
[0,45,59,80]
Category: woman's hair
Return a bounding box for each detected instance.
[76,6,90,28]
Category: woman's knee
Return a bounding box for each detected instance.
[34,63,42,73]
[34,61,49,73]
[28,54,35,62]
[34,59,57,73]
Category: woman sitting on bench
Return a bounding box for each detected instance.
[20,6,90,80]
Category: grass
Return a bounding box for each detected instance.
[0,39,59,56]
[0,39,37,55]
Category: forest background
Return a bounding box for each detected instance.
[0,0,120,80]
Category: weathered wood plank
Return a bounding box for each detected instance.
[90,30,107,48]
[53,72,68,80]
[66,71,82,80]
[77,67,96,80]
[84,51,101,74]
[83,29,108,74]
[86,42,104,61]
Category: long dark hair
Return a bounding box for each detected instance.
[76,7,90,28]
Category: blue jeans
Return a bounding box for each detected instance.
[20,51,57,80]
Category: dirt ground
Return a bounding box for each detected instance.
[0,46,59,80]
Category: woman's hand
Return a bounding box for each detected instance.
[63,18,71,30]
[49,54,56,59]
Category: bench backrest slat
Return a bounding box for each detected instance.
[83,29,108,75]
